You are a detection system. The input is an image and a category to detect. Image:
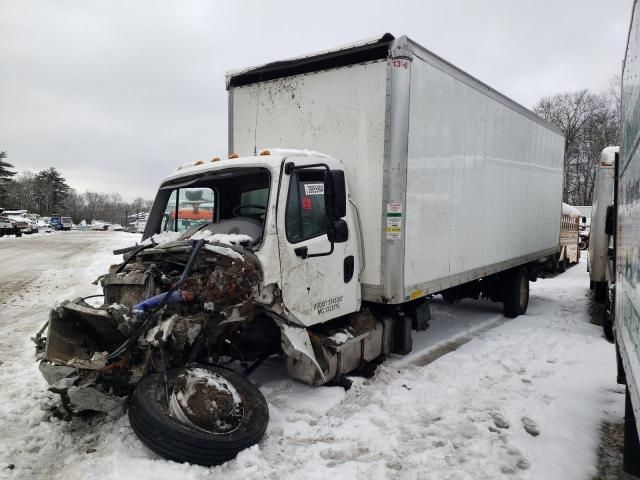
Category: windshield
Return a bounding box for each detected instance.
[155,168,270,246]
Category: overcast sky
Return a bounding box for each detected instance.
[0,0,632,200]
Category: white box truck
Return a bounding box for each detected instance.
[35,34,564,465]
[588,146,618,309]
[227,34,564,312]
[615,1,640,474]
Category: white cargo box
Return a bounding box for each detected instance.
[227,34,564,304]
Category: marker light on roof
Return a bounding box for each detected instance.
[229,153,239,159]
[259,149,270,156]
[176,166,183,170]
[211,157,221,162]
[193,160,204,166]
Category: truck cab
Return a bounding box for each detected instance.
[144,149,361,329]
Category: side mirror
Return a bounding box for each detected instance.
[324,170,347,219]
[327,219,349,243]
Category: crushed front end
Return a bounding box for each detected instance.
[33,235,278,415]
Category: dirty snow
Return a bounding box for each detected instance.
[0,233,625,479]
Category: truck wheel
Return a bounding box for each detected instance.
[557,258,566,273]
[602,288,614,342]
[128,366,268,466]
[15,230,22,238]
[502,267,529,318]
[594,281,608,303]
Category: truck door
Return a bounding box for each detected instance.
[276,157,360,327]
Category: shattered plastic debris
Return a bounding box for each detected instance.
[67,352,108,371]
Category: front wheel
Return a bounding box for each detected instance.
[128,366,269,466]
[502,267,529,318]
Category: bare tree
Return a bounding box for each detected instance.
[534,80,619,204]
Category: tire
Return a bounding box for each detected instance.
[594,281,608,304]
[129,366,268,466]
[15,230,22,238]
[502,267,529,318]
[557,258,566,273]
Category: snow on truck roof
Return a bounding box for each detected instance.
[164,149,333,183]
[562,203,582,218]
[599,146,619,166]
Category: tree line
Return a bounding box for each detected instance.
[533,77,620,205]
[0,154,152,225]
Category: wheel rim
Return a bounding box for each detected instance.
[169,368,245,434]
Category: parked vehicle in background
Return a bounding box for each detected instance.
[4,210,39,234]
[8,215,34,235]
[61,217,72,231]
[35,34,564,465]
[557,203,581,272]
[588,146,618,304]
[49,214,62,231]
[615,3,640,474]
[0,215,21,237]
[574,205,592,249]
[90,220,110,231]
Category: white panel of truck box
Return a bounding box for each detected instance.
[404,55,564,289]
[231,60,387,288]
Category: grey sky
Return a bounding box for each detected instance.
[0,0,632,200]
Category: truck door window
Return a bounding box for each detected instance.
[162,187,216,232]
[285,172,327,243]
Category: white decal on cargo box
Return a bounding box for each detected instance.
[304,183,324,196]
[386,202,402,240]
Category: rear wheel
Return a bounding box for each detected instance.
[502,267,529,318]
[129,365,269,466]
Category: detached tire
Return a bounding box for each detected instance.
[502,267,529,318]
[129,366,268,466]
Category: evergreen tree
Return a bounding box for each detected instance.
[34,167,70,214]
[0,151,16,204]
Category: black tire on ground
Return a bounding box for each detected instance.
[594,281,608,304]
[557,258,566,273]
[128,366,269,466]
[502,267,529,318]
[15,230,22,238]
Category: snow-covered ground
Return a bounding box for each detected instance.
[0,233,624,479]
